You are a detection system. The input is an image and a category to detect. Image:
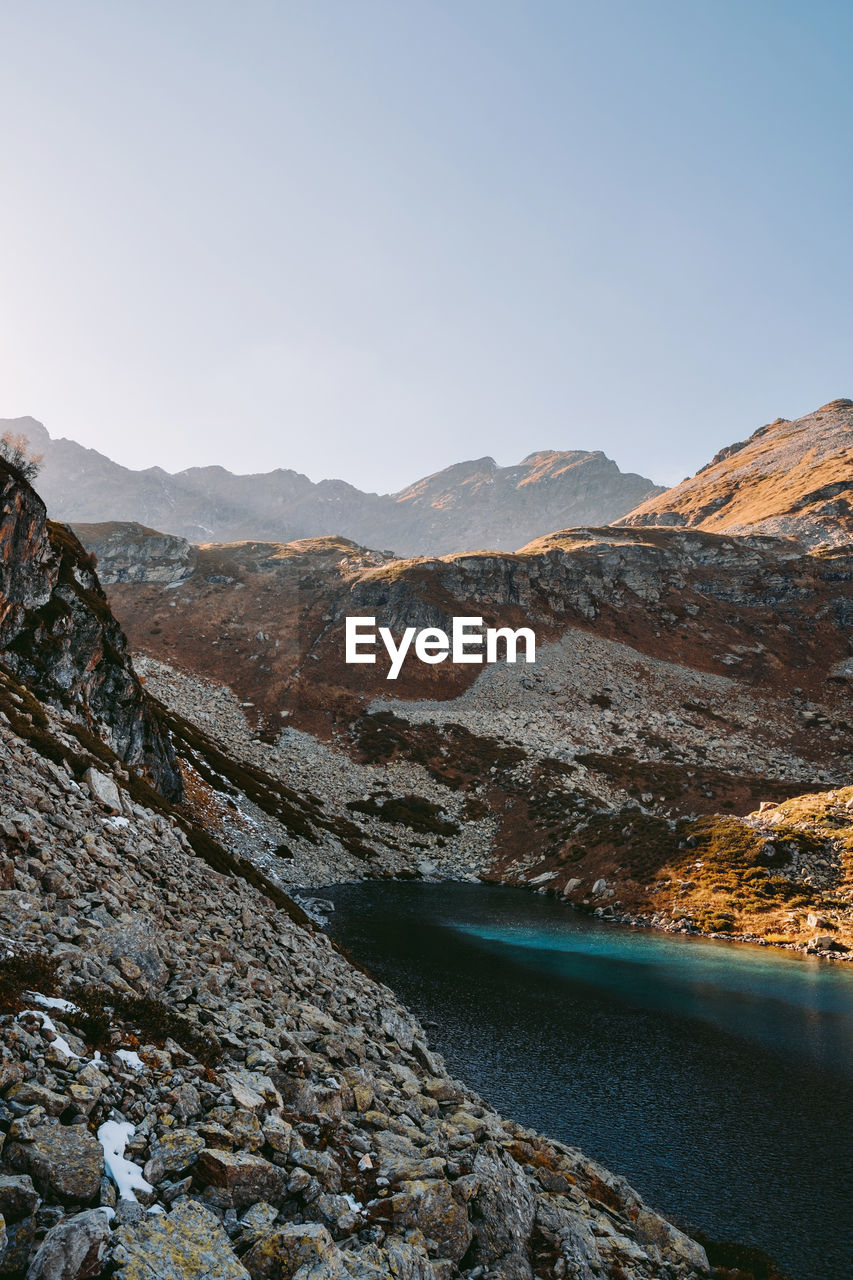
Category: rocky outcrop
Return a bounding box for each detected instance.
[4,416,661,556]
[0,462,180,798]
[620,399,853,545]
[72,522,197,585]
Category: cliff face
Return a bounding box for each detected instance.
[70,521,197,585]
[0,462,181,798]
[83,522,853,714]
[4,416,662,556]
[620,399,853,545]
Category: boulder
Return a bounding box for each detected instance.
[6,1126,104,1204]
[194,1149,285,1210]
[380,1007,415,1052]
[2,1213,36,1274]
[468,1148,536,1279]
[83,769,122,814]
[150,1129,204,1176]
[391,1178,473,1262]
[97,917,169,996]
[0,1174,40,1221]
[633,1208,709,1272]
[25,1207,112,1279]
[242,1223,344,1280]
[112,1200,250,1279]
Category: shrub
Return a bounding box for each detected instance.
[0,431,42,482]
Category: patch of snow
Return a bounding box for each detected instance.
[103,816,130,829]
[116,1049,146,1072]
[29,992,77,1012]
[18,1008,80,1060]
[98,1120,154,1202]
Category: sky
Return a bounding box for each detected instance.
[1,1,852,493]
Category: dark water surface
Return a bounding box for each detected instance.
[325,882,853,1280]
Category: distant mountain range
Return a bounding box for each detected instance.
[2,416,661,556]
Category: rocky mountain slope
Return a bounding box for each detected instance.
[0,462,721,1278]
[0,461,179,798]
[75,518,853,955]
[3,417,661,557]
[620,399,853,545]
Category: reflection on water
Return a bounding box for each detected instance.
[326,881,853,1280]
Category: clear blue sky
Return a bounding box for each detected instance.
[1,1,851,491]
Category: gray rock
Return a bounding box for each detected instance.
[195,1150,285,1210]
[242,1222,344,1280]
[6,1126,105,1204]
[381,1007,415,1052]
[0,1174,40,1221]
[83,769,122,814]
[392,1178,473,1262]
[469,1148,536,1279]
[25,1208,112,1280]
[633,1208,709,1271]
[1,1214,37,1275]
[112,1201,250,1278]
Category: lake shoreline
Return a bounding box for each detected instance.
[297,870,853,961]
[324,880,853,1280]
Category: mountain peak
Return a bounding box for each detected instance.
[620,400,853,545]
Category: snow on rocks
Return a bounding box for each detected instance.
[98,1120,155,1203]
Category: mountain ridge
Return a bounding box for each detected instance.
[2,416,662,556]
[620,398,853,545]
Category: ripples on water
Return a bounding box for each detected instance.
[326,882,853,1280]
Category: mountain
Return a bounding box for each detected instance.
[0,416,715,1280]
[1,416,662,556]
[77,518,853,954]
[620,398,853,545]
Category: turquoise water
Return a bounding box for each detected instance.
[327,882,853,1280]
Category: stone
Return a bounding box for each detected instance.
[0,1174,40,1221]
[391,1178,473,1261]
[2,1213,35,1275]
[112,1200,250,1279]
[151,1130,204,1175]
[242,1222,345,1280]
[6,1082,68,1116]
[261,1116,292,1156]
[6,1126,105,1204]
[194,1149,285,1210]
[25,1207,112,1279]
[98,918,169,996]
[468,1148,536,1278]
[229,1079,265,1113]
[380,1008,415,1052]
[633,1208,709,1271]
[237,1201,278,1247]
[83,769,122,814]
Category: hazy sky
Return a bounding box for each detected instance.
[2,1,852,492]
